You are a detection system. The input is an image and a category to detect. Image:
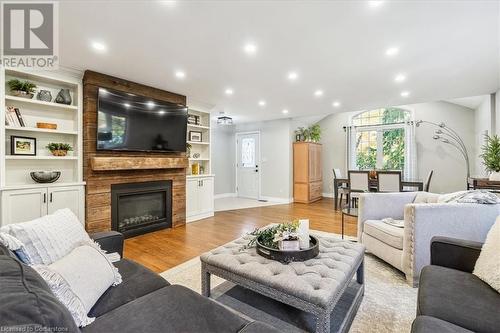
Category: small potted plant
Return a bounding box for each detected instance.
[308,124,321,142]
[46,143,73,157]
[7,79,37,99]
[481,134,500,181]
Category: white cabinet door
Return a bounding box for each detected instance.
[48,186,85,224]
[1,188,48,226]
[198,177,214,214]
[186,179,200,217]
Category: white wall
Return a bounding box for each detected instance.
[211,126,236,195]
[474,95,492,176]
[318,101,476,194]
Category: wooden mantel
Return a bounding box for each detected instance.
[90,157,188,171]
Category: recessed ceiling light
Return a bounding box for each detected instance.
[160,0,176,7]
[225,88,234,95]
[91,41,107,52]
[368,1,384,8]
[385,47,399,56]
[394,73,406,83]
[314,90,324,97]
[258,100,266,107]
[147,101,155,108]
[175,70,186,79]
[287,71,298,81]
[282,109,289,114]
[123,103,131,108]
[400,91,410,97]
[243,43,257,55]
[332,101,341,107]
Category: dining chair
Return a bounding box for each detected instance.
[424,170,434,192]
[333,168,349,209]
[377,170,402,192]
[348,170,370,207]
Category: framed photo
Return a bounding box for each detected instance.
[11,136,36,155]
[189,131,202,142]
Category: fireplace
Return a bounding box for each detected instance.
[111,180,172,238]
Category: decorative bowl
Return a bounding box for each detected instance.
[12,90,34,99]
[30,171,61,183]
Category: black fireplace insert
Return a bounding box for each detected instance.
[111,180,172,238]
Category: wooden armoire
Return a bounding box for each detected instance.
[293,142,322,203]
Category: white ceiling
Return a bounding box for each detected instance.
[446,95,488,110]
[59,0,500,123]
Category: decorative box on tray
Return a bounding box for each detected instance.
[251,219,319,263]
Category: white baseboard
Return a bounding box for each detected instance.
[322,192,334,198]
[214,192,237,199]
[187,211,214,223]
[259,196,293,204]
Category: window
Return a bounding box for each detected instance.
[351,108,410,171]
[241,137,256,167]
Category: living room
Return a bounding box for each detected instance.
[1,1,499,333]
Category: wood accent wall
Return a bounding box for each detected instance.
[83,70,188,233]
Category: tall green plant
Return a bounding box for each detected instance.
[480,134,500,173]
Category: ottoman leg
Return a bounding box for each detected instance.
[356,260,364,285]
[201,265,211,297]
[315,312,330,333]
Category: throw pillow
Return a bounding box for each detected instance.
[0,209,92,265]
[33,243,122,327]
[473,218,500,293]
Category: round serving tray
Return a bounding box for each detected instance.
[256,235,319,263]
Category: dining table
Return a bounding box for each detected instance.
[333,178,424,210]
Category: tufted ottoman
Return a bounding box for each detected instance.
[200,231,365,333]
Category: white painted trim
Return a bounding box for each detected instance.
[259,196,293,204]
[235,131,261,200]
[322,192,334,198]
[186,211,214,223]
[214,192,237,199]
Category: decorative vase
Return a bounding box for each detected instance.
[489,171,500,181]
[36,90,52,102]
[12,90,34,99]
[50,150,68,157]
[30,171,61,183]
[54,88,72,105]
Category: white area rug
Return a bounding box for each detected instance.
[161,232,417,333]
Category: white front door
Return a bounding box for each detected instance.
[236,132,260,199]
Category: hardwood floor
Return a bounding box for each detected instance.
[124,198,357,273]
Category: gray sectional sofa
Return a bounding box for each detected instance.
[412,237,500,333]
[0,231,279,333]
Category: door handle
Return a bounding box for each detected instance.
[43,193,46,203]
[49,193,53,203]
[201,180,204,187]
[255,169,259,172]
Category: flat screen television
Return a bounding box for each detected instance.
[97,87,187,152]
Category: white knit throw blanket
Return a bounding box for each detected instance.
[439,190,500,204]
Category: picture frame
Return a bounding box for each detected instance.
[187,114,200,125]
[11,136,36,156]
[189,131,202,142]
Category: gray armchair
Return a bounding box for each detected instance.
[357,192,499,286]
[412,237,500,333]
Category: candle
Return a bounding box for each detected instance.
[298,219,310,249]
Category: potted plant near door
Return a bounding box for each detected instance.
[480,134,500,181]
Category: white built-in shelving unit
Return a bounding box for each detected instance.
[186,109,214,222]
[0,68,84,226]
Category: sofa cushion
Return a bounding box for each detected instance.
[411,316,473,333]
[82,285,269,333]
[88,259,169,318]
[0,255,79,332]
[364,219,403,249]
[418,265,500,333]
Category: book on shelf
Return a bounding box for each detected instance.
[5,106,25,127]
